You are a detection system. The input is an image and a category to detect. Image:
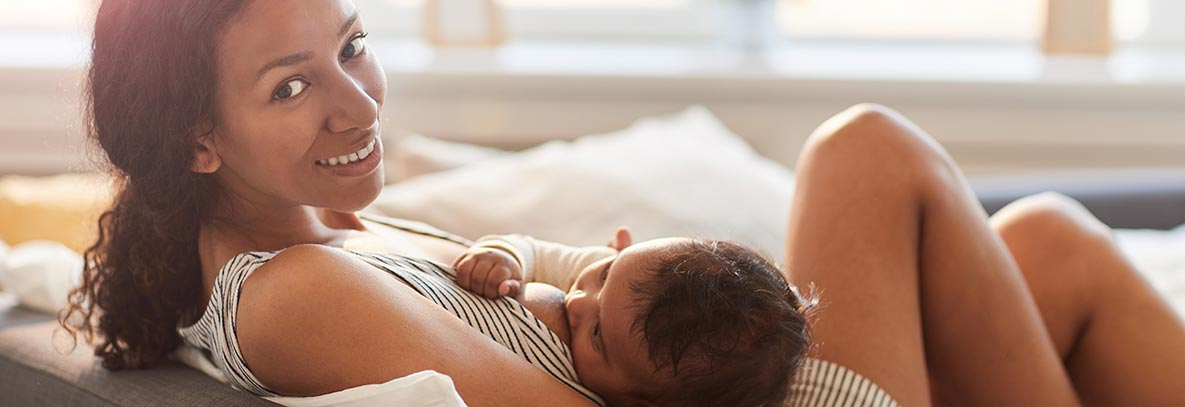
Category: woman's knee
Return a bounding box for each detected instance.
[992,192,1113,246]
[805,103,900,149]
[799,103,960,185]
[990,192,1124,292]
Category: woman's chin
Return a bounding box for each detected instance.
[319,174,384,213]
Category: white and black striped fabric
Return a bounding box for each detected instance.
[788,358,900,407]
[177,248,605,406]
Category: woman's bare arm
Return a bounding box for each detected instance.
[233,244,597,406]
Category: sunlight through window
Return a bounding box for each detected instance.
[0,0,1156,44]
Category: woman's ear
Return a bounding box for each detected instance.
[191,124,221,174]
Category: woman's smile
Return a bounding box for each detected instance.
[314,135,382,177]
[315,136,376,166]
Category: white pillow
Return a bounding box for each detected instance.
[366,106,796,263]
[174,345,467,407]
[383,132,511,184]
[0,237,8,282]
[263,371,466,407]
[0,240,82,315]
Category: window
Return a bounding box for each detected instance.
[779,0,1042,41]
[0,0,95,32]
[778,0,1154,43]
[359,0,714,41]
[359,0,1172,46]
[0,0,1178,47]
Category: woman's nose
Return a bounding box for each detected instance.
[324,70,380,134]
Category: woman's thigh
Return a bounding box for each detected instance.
[785,104,1078,406]
[784,104,936,407]
[991,192,1185,406]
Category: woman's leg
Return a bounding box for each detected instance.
[991,193,1185,406]
[784,104,1079,406]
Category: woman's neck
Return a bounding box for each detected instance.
[206,197,363,252]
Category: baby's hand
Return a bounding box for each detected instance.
[452,247,524,299]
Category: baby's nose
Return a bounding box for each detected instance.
[564,290,586,322]
[563,290,582,308]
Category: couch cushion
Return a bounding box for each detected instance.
[972,168,1185,230]
[0,321,277,407]
[0,300,52,330]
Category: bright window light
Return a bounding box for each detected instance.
[499,0,682,8]
[386,0,682,9]
[0,0,1160,44]
[779,0,1150,42]
[779,0,1042,40]
[0,0,94,31]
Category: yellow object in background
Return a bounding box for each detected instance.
[0,173,114,254]
[422,0,507,47]
[1043,0,1112,55]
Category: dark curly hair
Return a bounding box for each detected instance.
[57,0,250,369]
[629,239,816,407]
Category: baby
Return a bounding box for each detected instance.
[452,227,814,407]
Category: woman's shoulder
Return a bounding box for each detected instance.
[232,244,599,405]
[233,244,434,395]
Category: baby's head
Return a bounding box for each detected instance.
[564,235,815,407]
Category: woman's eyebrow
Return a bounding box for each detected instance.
[336,11,360,38]
[256,52,312,80]
[254,11,360,81]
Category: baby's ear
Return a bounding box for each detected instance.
[608,226,632,251]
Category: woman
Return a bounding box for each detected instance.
[60,0,1185,405]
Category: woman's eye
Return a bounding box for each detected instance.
[273,79,307,101]
[340,33,368,61]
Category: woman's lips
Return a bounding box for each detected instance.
[315,138,381,177]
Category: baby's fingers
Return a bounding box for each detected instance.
[481,265,515,299]
[454,253,478,290]
[498,279,522,298]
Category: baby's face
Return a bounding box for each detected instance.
[564,238,688,405]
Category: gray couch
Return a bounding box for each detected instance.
[0,312,278,406]
[3,169,1183,406]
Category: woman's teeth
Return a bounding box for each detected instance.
[317,140,376,166]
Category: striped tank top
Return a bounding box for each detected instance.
[177,215,606,406]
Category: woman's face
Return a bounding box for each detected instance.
[203,0,386,213]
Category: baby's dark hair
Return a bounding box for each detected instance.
[628,239,816,407]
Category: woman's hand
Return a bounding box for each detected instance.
[452,247,525,299]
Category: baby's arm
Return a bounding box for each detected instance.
[452,237,604,344]
[453,233,619,298]
[477,234,616,289]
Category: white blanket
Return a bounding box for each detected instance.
[1116,224,1185,315]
